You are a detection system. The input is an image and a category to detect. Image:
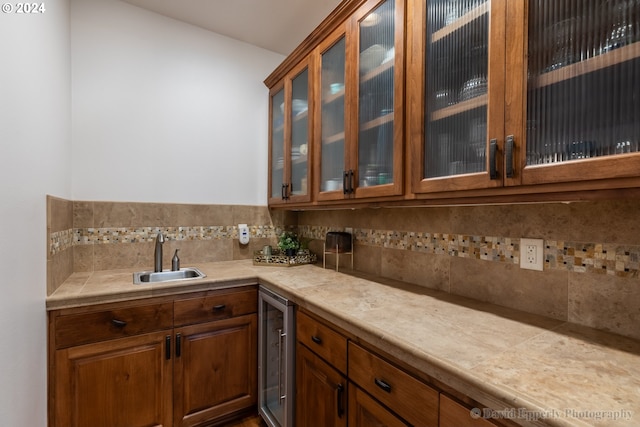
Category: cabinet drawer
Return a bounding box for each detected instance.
[55,302,173,349]
[440,394,497,427]
[348,342,439,427]
[174,288,257,327]
[296,311,347,374]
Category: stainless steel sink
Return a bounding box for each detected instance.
[133,267,206,284]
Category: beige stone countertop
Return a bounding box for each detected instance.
[47,260,640,427]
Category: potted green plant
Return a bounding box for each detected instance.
[278,231,300,256]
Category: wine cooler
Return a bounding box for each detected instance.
[258,286,295,427]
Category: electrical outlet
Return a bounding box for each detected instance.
[520,238,544,271]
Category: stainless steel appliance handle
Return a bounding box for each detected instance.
[278,328,284,405]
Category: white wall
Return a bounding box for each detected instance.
[0,1,71,426]
[71,0,285,205]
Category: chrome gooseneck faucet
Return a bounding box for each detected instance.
[154,232,165,272]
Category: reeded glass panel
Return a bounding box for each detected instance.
[271,88,285,199]
[320,37,347,193]
[290,69,309,196]
[527,0,640,165]
[424,0,489,179]
[358,0,396,188]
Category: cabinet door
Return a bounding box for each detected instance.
[349,385,409,427]
[287,59,313,202]
[316,25,349,201]
[296,344,347,427]
[350,0,405,198]
[269,82,286,204]
[173,314,257,427]
[410,0,507,194]
[54,331,173,427]
[508,0,640,187]
[269,58,314,205]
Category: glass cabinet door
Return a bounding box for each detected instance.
[289,66,311,200]
[269,86,286,202]
[410,0,506,193]
[352,0,404,198]
[268,59,313,205]
[317,31,347,200]
[519,0,640,185]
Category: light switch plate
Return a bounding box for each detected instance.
[520,238,544,271]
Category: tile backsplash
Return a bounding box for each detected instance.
[46,196,293,295]
[47,196,640,341]
[297,199,640,341]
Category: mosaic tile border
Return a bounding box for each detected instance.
[298,225,640,277]
[49,225,280,255]
[50,224,640,277]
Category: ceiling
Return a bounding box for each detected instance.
[119,0,344,56]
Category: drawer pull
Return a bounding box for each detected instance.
[374,378,392,393]
[336,383,345,418]
[111,319,127,328]
[165,335,171,360]
[212,304,226,311]
[175,333,181,358]
[311,335,322,345]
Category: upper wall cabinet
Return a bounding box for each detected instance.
[267,0,640,207]
[314,0,406,201]
[409,0,506,193]
[409,0,640,196]
[513,0,640,187]
[269,58,314,205]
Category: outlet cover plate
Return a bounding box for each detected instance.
[520,238,544,271]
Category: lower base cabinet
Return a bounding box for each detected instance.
[174,314,257,427]
[295,309,506,427]
[54,330,173,427]
[295,343,347,427]
[49,287,258,427]
[348,385,407,427]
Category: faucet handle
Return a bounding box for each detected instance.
[157,232,165,243]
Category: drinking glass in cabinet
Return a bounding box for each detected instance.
[424,0,489,178]
[290,69,309,196]
[526,0,640,166]
[270,89,285,199]
[320,35,346,193]
[358,0,396,187]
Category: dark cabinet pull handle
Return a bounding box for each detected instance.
[349,170,355,194]
[506,135,514,178]
[165,335,171,360]
[111,319,127,328]
[311,335,322,345]
[212,304,226,311]
[374,378,392,393]
[336,383,345,418]
[489,139,498,180]
[175,333,181,358]
[343,170,349,194]
[281,184,285,199]
[284,183,290,200]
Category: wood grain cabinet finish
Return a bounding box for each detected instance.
[54,330,173,427]
[267,0,640,207]
[173,314,257,427]
[54,301,173,349]
[440,394,498,427]
[295,343,347,427]
[349,385,408,427]
[348,341,439,427]
[296,310,348,373]
[49,286,258,427]
[295,311,349,427]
